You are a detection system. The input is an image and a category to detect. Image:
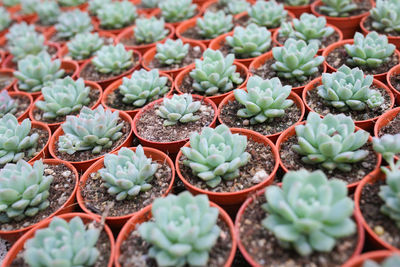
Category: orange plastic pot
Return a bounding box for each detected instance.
[343,250,397,267]
[175,128,280,206]
[142,39,206,79]
[284,4,311,18]
[303,77,395,132]
[217,91,305,143]
[30,17,53,33]
[235,188,365,267]
[9,91,33,122]
[234,11,296,34]
[0,68,17,92]
[29,81,103,132]
[1,212,115,267]
[0,50,4,65]
[387,64,400,104]
[114,201,237,267]
[27,120,52,163]
[360,16,400,50]
[49,110,134,172]
[175,62,249,106]
[12,12,37,24]
[133,94,218,154]
[102,72,174,119]
[0,159,78,243]
[77,146,175,229]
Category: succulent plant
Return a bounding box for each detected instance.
[88,0,111,15]
[319,0,358,17]
[363,254,400,267]
[248,0,288,29]
[141,0,161,8]
[155,39,189,65]
[119,69,169,108]
[3,0,20,7]
[0,160,53,222]
[58,0,86,7]
[91,44,133,74]
[189,49,243,96]
[58,105,124,154]
[97,1,137,30]
[0,115,39,165]
[156,94,201,126]
[293,112,370,171]
[13,52,65,93]
[6,22,37,43]
[24,216,100,266]
[8,32,48,62]
[0,91,17,118]
[370,0,400,33]
[272,38,325,81]
[196,11,233,39]
[159,0,197,23]
[20,0,39,15]
[0,7,12,32]
[234,76,294,124]
[262,169,356,256]
[55,10,93,40]
[317,65,384,111]
[279,13,335,45]
[138,191,220,266]
[134,17,169,44]
[224,0,250,15]
[35,77,91,119]
[181,124,251,187]
[345,32,396,68]
[34,0,61,26]
[285,0,310,6]
[99,146,158,201]
[226,23,272,58]
[67,32,104,60]
[373,133,400,164]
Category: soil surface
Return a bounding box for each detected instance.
[147,45,203,71]
[363,16,400,37]
[276,30,341,50]
[315,0,372,17]
[181,23,230,41]
[379,112,400,136]
[0,73,14,91]
[10,94,31,119]
[120,28,171,46]
[390,74,400,93]
[218,42,272,60]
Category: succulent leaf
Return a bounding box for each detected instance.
[155,39,190,65]
[159,0,197,23]
[370,0,400,33]
[248,0,288,28]
[156,94,201,126]
[134,17,169,44]
[55,10,93,40]
[97,1,137,30]
[0,91,17,118]
[0,7,12,32]
[196,11,233,39]
[91,44,133,74]
[319,0,357,17]
[67,33,104,61]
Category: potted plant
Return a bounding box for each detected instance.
[134,0,161,15]
[276,112,381,189]
[218,76,305,142]
[201,0,251,16]
[387,64,400,104]
[343,251,400,267]
[95,1,138,35]
[31,0,61,33]
[58,0,88,11]
[235,169,364,266]
[87,0,111,17]
[0,7,13,38]
[280,0,313,18]
[102,68,173,118]
[77,145,175,229]
[249,38,325,95]
[12,0,38,24]
[115,192,237,267]
[0,68,17,92]
[0,90,32,122]
[374,108,400,144]
[158,0,200,28]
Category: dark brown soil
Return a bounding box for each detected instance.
[0,163,76,231]
[147,45,203,71]
[218,42,272,59]
[276,30,341,50]
[119,217,232,267]
[379,113,400,136]
[120,28,171,46]
[390,73,400,92]
[326,46,399,76]
[55,120,131,162]
[306,84,392,121]
[276,0,316,5]
[179,138,276,192]
[280,135,378,184]
[316,0,372,17]
[136,101,215,143]
[11,94,31,119]
[219,98,301,136]
[181,25,216,41]
[239,194,359,267]
[234,13,293,29]
[0,73,14,91]
[363,16,400,37]
[49,31,70,43]
[81,162,172,217]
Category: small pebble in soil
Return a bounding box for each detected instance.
[374,225,385,236]
[251,170,269,184]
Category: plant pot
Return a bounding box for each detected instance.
[49,110,134,172]
[9,91,33,122]
[30,17,54,33]
[302,77,395,132]
[132,0,160,15]
[217,91,305,143]
[0,68,17,92]
[174,62,249,106]
[311,0,373,39]
[12,12,37,24]
[59,2,88,12]
[342,250,396,267]
[101,72,174,119]
[77,146,175,229]
[175,17,222,47]
[0,159,78,243]
[28,80,103,132]
[2,212,115,266]
[284,4,312,18]
[235,188,365,267]
[360,16,400,51]
[114,202,236,267]
[387,64,400,105]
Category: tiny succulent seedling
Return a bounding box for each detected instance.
[55,10,93,40]
[370,0,400,33]
[134,17,169,44]
[58,0,86,7]
[67,32,104,60]
[0,7,11,32]
[91,44,133,74]
[319,0,358,17]
[99,145,158,201]
[0,91,17,118]
[156,94,201,126]
[159,0,197,23]
[8,32,47,62]
[263,169,356,256]
[155,39,189,65]
[293,112,370,171]
[196,11,233,39]
[88,0,111,15]
[285,0,310,6]
[138,191,220,266]
[363,254,400,267]
[34,0,61,25]
[97,1,138,30]
[6,22,36,43]
[248,0,288,29]
[181,124,251,187]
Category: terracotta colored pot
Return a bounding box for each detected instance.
[374,107,400,137]
[0,50,4,65]
[303,77,395,132]
[284,4,311,18]
[30,17,53,33]
[29,81,103,132]
[14,60,80,100]
[311,0,373,39]
[77,50,141,89]
[101,72,174,119]
[12,12,37,24]
[174,62,249,106]
[49,110,134,172]
[59,2,88,12]
[276,122,382,190]
[77,146,175,229]
[235,188,365,267]
[342,250,397,267]
[0,68,17,92]
[322,39,400,83]
[234,11,296,34]
[132,0,160,15]
[114,202,237,267]
[217,91,305,143]
[27,120,52,163]
[142,39,206,79]
[0,159,78,243]
[9,91,33,122]
[200,0,256,14]
[175,128,280,207]
[360,16,400,51]
[2,212,115,267]
[133,94,218,154]
[387,64,400,105]
[249,51,327,96]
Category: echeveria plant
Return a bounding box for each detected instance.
[319,0,357,17]
[0,7,11,32]
[159,0,197,23]
[8,32,47,62]
[155,39,189,65]
[248,0,288,29]
[55,10,93,40]
[134,17,169,44]
[6,22,36,43]
[196,11,233,39]
[0,90,17,118]
[156,94,201,126]
[363,254,400,267]
[34,0,61,25]
[91,44,133,74]
[88,0,111,15]
[370,0,400,33]
[97,1,138,30]
[67,33,104,61]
